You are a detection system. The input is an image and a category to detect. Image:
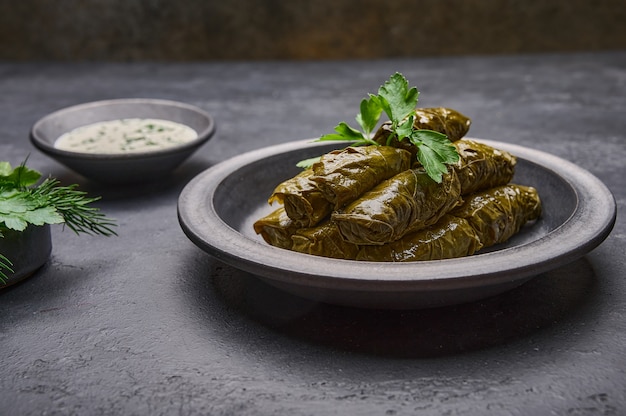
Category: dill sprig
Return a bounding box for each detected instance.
[0,254,13,284]
[30,178,117,237]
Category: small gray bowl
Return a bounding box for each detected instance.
[0,225,52,289]
[30,98,216,183]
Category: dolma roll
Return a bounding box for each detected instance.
[356,215,482,262]
[253,207,300,249]
[291,221,360,260]
[332,168,462,245]
[373,107,472,154]
[268,168,332,227]
[309,146,412,209]
[413,107,472,140]
[453,139,517,195]
[452,184,542,247]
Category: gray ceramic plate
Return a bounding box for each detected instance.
[177,139,616,309]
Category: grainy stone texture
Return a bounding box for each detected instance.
[0,0,625,60]
[0,52,625,415]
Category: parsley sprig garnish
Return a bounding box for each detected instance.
[299,73,459,183]
[0,160,116,284]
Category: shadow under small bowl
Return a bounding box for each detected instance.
[30,98,216,184]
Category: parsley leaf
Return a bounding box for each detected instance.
[0,161,41,188]
[410,130,460,182]
[356,94,383,137]
[296,156,322,169]
[299,72,459,181]
[0,189,63,231]
[377,72,419,126]
[319,122,366,143]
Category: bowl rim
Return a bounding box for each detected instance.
[29,98,216,161]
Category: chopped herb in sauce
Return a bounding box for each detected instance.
[55,118,197,154]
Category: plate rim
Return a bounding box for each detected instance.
[177,138,616,294]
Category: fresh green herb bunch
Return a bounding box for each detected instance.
[298,73,460,183]
[0,160,116,283]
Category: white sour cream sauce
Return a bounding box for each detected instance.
[55,118,198,154]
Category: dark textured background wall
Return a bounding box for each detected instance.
[1,0,625,61]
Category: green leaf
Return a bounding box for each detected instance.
[11,165,42,187]
[0,253,14,284]
[0,162,12,177]
[0,161,41,189]
[318,133,351,142]
[321,122,366,142]
[21,206,64,226]
[335,122,364,139]
[0,192,37,214]
[409,129,460,182]
[415,145,448,183]
[355,94,383,136]
[316,121,374,153]
[412,129,460,163]
[395,116,415,140]
[377,73,419,124]
[0,214,28,231]
[296,156,321,169]
[0,201,62,230]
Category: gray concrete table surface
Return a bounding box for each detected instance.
[0,52,624,415]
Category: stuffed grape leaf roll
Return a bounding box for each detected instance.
[452,184,542,247]
[453,139,517,195]
[268,168,332,227]
[291,221,360,260]
[413,107,472,140]
[356,215,482,262]
[260,186,541,262]
[309,146,412,209]
[253,207,300,249]
[332,168,462,245]
[373,107,471,155]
